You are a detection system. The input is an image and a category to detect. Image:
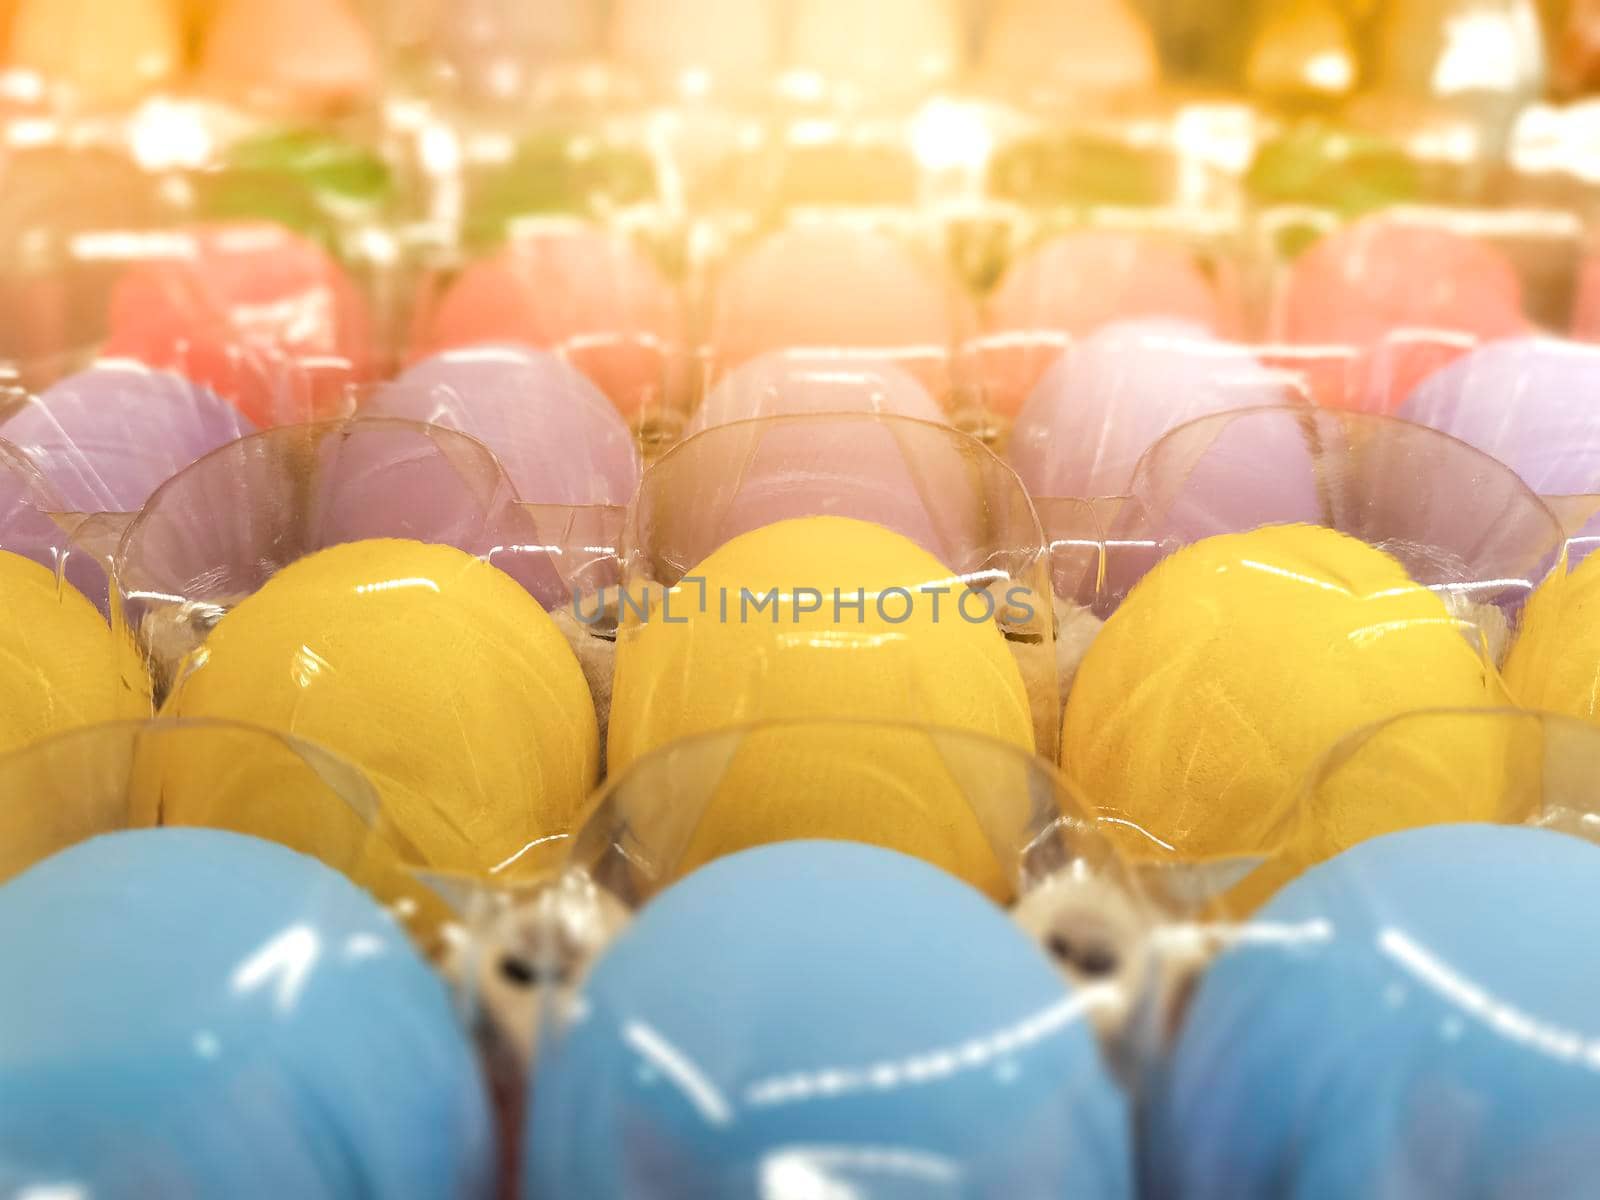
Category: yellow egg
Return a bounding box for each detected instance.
[1505,552,1600,722]
[163,539,599,879]
[0,550,150,757]
[607,516,1035,895]
[1062,524,1508,868]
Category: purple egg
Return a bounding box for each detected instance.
[0,440,110,611]
[368,344,641,507]
[1124,406,1323,548]
[1129,408,1562,605]
[1007,320,1300,501]
[688,350,947,437]
[0,361,257,515]
[1400,336,1600,503]
[637,412,994,577]
[118,419,582,645]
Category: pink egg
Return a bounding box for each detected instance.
[369,344,641,506]
[1007,320,1300,501]
[416,227,685,424]
[1277,217,1532,410]
[102,222,374,427]
[980,231,1226,418]
[688,350,947,438]
[709,224,972,401]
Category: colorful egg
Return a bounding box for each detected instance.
[0,548,148,757]
[163,538,598,879]
[0,828,492,1198]
[1399,336,1600,502]
[608,515,1035,784]
[527,841,1132,1198]
[417,228,684,423]
[1151,824,1600,1198]
[1,362,255,514]
[198,0,379,114]
[1007,321,1297,500]
[1062,524,1507,865]
[103,222,374,427]
[708,224,970,399]
[1277,217,1531,409]
[8,0,182,106]
[372,345,641,506]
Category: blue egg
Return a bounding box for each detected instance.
[525,841,1131,1199]
[1150,824,1600,1199]
[0,829,493,1199]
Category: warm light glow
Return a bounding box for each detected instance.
[910,98,994,175]
[130,100,215,171]
[1433,13,1525,95]
[1304,51,1355,94]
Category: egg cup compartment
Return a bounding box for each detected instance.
[0,716,496,1197]
[1121,406,1567,623]
[620,411,1060,756]
[1143,711,1600,1199]
[0,436,113,611]
[0,717,433,921]
[453,723,1160,1150]
[1047,410,1565,920]
[114,418,604,697]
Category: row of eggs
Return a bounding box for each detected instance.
[6,205,1597,422]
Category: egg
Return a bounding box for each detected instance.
[608,517,1036,895]
[983,234,1224,417]
[8,0,181,106]
[787,0,964,99]
[0,828,492,1198]
[1505,547,1600,722]
[688,350,946,437]
[1062,524,1507,866]
[1,362,255,515]
[980,0,1158,94]
[1007,321,1298,500]
[162,539,598,880]
[103,222,374,427]
[0,548,149,757]
[608,0,781,94]
[371,344,641,507]
[708,224,971,400]
[1277,217,1531,409]
[527,841,1132,1198]
[417,228,684,424]
[1150,824,1600,1198]
[198,0,379,115]
[1399,336,1600,505]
